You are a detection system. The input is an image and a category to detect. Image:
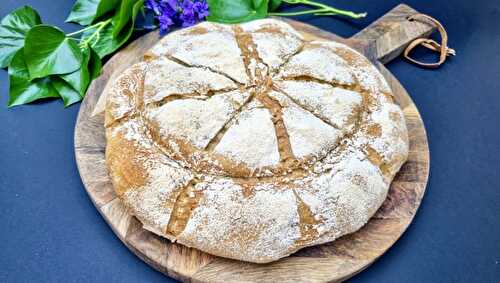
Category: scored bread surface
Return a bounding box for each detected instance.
[104,19,409,263]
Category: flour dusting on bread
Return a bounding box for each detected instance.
[104,19,409,263]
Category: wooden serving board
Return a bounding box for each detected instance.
[75,4,432,282]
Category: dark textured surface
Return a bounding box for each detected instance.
[0,0,498,282]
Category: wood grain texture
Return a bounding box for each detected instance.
[351,4,435,63]
[75,4,430,282]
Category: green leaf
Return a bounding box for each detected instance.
[269,0,282,11]
[82,0,143,58]
[66,0,120,25]
[59,44,101,97]
[60,47,91,96]
[88,47,102,81]
[52,76,82,107]
[24,25,83,79]
[81,23,114,58]
[207,0,269,23]
[0,6,41,68]
[8,48,58,107]
[66,0,100,25]
[112,0,141,38]
[253,0,267,7]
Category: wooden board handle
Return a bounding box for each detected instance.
[350,4,435,64]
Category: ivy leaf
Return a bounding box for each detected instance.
[269,0,282,11]
[88,47,102,81]
[112,0,141,38]
[0,6,41,68]
[91,0,122,21]
[82,0,143,58]
[24,25,83,79]
[66,0,120,26]
[66,0,100,25]
[58,45,101,97]
[81,23,114,58]
[8,48,59,107]
[60,47,91,96]
[52,76,82,107]
[207,0,269,23]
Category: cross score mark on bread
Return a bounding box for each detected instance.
[104,19,409,263]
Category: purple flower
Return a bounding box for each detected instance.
[158,13,175,35]
[193,1,209,19]
[181,0,194,10]
[159,0,177,18]
[145,0,162,15]
[164,0,180,12]
[180,0,196,27]
[145,0,209,35]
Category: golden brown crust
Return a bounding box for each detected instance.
[104,19,409,263]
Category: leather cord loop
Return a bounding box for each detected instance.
[404,14,456,68]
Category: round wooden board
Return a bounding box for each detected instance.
[75,19,429,283]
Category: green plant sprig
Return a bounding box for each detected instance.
[1,0,365,108]
[74,18,112,48]
[207,0,366,24]
[0,0,143,107]
[269,0,366,19]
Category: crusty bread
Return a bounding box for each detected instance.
[104,19,409,263]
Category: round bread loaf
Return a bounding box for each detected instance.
[104,19,409,263]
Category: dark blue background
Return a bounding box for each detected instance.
[1,0,499,282]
